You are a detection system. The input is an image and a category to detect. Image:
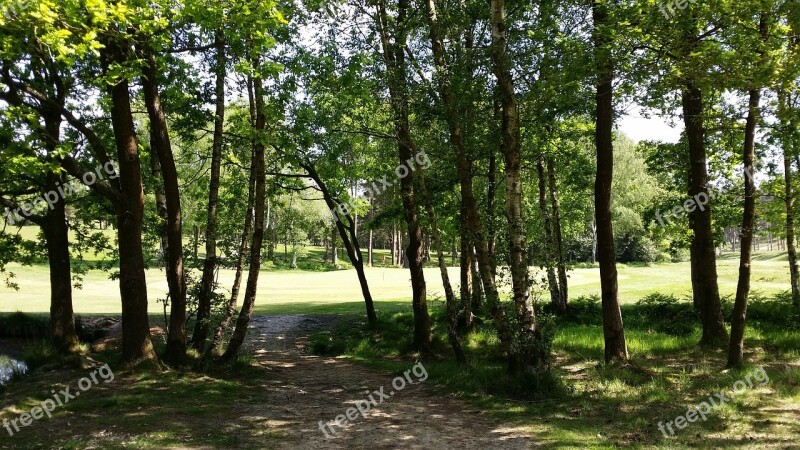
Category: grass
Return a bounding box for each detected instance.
[307,297,800,448]
[0,250,795,315]
[0,246,798,448]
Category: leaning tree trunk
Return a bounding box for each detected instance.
[103,40,157,364]
[142,50,187,362]
[592,0,628,364]
[376,0,430,351]
[682,81,728,348]
[222,57,268,361]
[728,87,761,368]
[194,31,226,351]
[305,163,377,325]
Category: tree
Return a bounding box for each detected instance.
[591,0,628,363]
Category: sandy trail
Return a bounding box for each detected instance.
[239,314,534,449]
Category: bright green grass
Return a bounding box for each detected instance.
[0,250,794,315]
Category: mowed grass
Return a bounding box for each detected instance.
[0,249,794,315]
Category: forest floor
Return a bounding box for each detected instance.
[0,314,532,449]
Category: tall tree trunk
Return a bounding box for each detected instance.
[206,116,257,359]
[376,0,430,350]
[728,87,761,368]
[785,139,800,307]
[490,0,541,372]
[416,156,466,364]
[682,81,728,347]
[487,149,498,277]
[40,104,79,353]
[459,231,473,327]
[141,51,187,362]
[548,156,569,310]
[44,172,79,353]
[422,0,513,360]
[537,155,562,312]
[194,31,226,351]
[779,90,800,306]
[222,57,267,361]
[103,40,157,364]
[592,0,628,364]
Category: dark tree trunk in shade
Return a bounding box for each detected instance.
[102,39,157,364]
[141,51,187,362]
[376,0,430,351]
[729,17,768,366]
[592,0,628,364]
[682,81,728,347]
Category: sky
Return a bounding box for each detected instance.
[618,113,682,144]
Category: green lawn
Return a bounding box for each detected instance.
[0,251,794,315]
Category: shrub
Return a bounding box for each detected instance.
[631,293,698,336]
[616,234,660,264]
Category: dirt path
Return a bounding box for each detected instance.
[239,314,533,449]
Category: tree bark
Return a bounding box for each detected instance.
[416,154,466,364]
[44,172,79,353]
[206,109,257,359]
[537,155,562,312]
[421,0,513,360]
[728,87,761,368]
[682,81,728,347]
[222,57,267,361]
[779,90,800,306]
[490,0,540,371]
[376,0,430,350]
[305,164,377,325]
[459,231,473,327]
[141,50,187,362]
[548,156,569,310]
[102,39,157,364]
[592,0,628,364]
[194,31,226,351]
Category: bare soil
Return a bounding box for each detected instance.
[237,314,533,449]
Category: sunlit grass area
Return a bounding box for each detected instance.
[0,249,793,315]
